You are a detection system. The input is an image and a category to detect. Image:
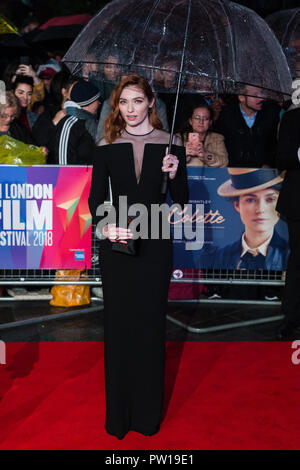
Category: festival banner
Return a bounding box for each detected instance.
[171,167,289,271]
[0,166,92,269]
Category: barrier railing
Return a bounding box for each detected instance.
[0,226,284,332]
[0,225,101,286]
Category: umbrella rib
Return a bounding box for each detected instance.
[218,0,237,85]
[199,0,226,89]
[129,0,161,65]
[281,9,298,47]
[152,0,187,67]
[168,0,193,150]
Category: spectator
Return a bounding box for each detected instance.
[47,80,101,165]
[0,91,47,154]
[0,91,31,143]
[4,60,45,111]
[84,53,121,102]
[276,103,300,339]
[214,85,281,168]
[20,15,40,34]
[156,57,179,130]
[37,59,61,95]
[12,75,38,132]
[32,73,78,159]
[178,103,228,167]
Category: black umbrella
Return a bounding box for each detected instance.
[266,8,300,79]
[62,0,292,193]
[32,14,92,53]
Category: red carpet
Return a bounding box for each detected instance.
[0,341,299,450]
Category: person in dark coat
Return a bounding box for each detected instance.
[276,105,300,339]
[88,74,188,440]
[211,168,289,270]
[47,80,101,165]
[31,73,78,160]
[214,85,280,168]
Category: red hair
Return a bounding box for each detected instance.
[104,74,162,143]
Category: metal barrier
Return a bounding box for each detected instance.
[0,225,101,287]
[167,268,284,333]
[0,225,284,333]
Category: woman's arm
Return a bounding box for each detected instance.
[88,146,132,243]
[88,147,110,227]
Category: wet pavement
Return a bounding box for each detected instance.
[0,295,287,342]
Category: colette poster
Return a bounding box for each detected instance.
[0,166,92,269]
[170,167,289,271]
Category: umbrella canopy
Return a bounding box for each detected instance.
[266,8,300,79]
[62,0,292,101]
[33,14,92,42]
[32,14,92,53]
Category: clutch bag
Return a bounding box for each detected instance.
[111,215,139,256]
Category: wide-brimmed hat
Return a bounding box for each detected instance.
[217,168,284,197]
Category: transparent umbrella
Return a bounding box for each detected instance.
[62,0,292,195]
[266,8,300,79]
[62,0,292,100]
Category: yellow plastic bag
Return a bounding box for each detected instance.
[0,135,46,165]
[50,270,91,307]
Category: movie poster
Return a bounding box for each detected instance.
[171,167,289,271]
[0,166,92,269]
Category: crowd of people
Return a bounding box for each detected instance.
[0,53,287,168]
[0,52,295,305]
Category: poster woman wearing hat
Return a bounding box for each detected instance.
[212,168,289,270]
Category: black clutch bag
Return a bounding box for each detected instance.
[111,215,140,256]
[111,237,139,255]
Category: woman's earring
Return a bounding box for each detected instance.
[148,106,153,113]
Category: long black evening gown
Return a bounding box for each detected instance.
[88,129,188,439]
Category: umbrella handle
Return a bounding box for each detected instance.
[161,171,168,196]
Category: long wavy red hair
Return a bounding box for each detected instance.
[104,74,162,143]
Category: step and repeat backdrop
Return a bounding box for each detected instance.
[0,166,92,269]
[0,166,289,271]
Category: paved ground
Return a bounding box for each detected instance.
[0,295,288,342]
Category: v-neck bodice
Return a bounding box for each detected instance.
[99,129,182,184]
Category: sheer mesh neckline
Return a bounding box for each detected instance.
[124,128,155,137]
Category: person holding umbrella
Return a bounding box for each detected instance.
[88,73,188,439]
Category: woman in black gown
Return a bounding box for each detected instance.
[88,74,188,439]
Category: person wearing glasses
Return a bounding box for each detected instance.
[0,91,33,143]
[178,103,228,167]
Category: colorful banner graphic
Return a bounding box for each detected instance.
[0,166,92,269]
[171,167,289,271]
